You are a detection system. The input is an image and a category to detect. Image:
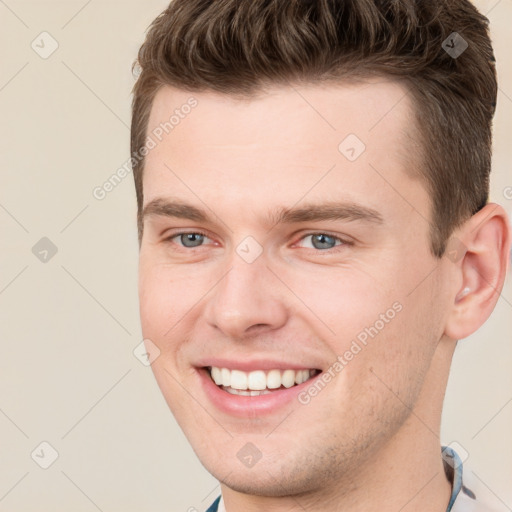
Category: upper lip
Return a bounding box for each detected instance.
[195,358,323,372]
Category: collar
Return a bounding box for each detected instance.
[442,445,464,511]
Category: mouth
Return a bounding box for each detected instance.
[206,366,322,396]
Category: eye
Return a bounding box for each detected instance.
[298,233,346,250]
[168,232,211,248]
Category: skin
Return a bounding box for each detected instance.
[137,79,510,512]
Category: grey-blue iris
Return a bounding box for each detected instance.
[181,233,204,247]
[312,234,336,250]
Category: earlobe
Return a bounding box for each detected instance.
[443,203,510,341]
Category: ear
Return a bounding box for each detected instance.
[444,203,511,341]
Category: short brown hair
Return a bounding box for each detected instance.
[131,0,497,257]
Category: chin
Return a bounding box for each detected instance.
[198,450,328,498]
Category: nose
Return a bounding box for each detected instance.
[203,254,288,339]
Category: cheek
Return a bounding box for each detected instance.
[138,260,205,337]
[341,287,444,412]
[138,266,202,416]
[138,268,188,373]
[289,263,441,398]
[280,264,400,343]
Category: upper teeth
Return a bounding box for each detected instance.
[209,367,315,390]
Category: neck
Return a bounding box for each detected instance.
[221,339,455,512]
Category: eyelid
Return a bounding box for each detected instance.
[162,229,353,252]
[163,229,215,246]
[292,231,354,248]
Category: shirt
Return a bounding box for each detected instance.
[204,446,502,511]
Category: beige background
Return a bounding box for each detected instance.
[0,0,511,510]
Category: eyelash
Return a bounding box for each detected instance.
[164,230,212,246]
[296,232,352,251]
[164,231,352,252]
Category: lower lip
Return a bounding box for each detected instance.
[198,368,320,417]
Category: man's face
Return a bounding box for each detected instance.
[138,80,454,495]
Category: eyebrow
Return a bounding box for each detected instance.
[272,203,384,225]
[143,198,208,222]
[142,198,384,227]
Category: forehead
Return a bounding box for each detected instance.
[147,78,415,148]
[143,79,425,219]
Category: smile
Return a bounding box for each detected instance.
[207,366,320,396]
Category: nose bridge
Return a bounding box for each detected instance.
[206,251,287,336]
